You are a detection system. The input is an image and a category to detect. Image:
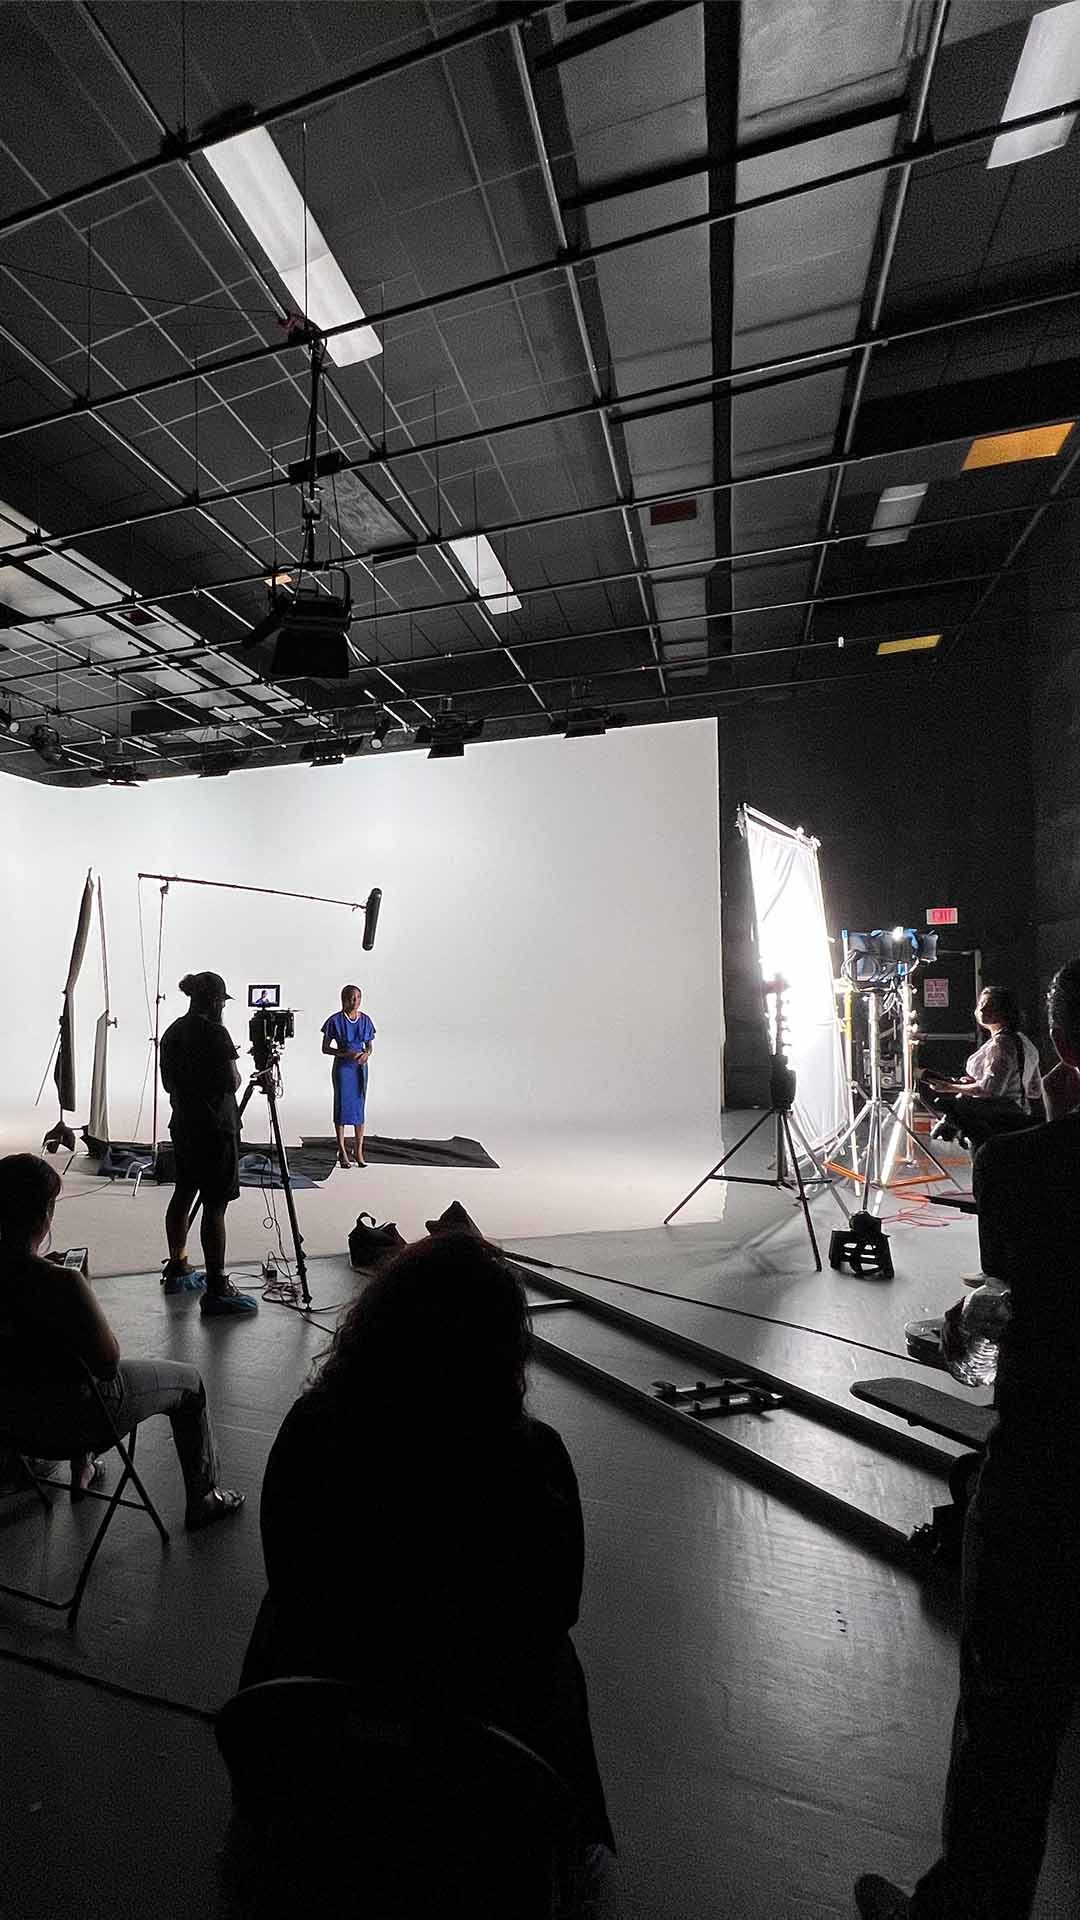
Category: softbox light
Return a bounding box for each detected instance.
[741,805,849,1151]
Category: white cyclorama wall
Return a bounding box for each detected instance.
[1,721,722,1139]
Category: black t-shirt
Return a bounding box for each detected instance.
[160,1011,241,1135]
[975,1113,1080,1491]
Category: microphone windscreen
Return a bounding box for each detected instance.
[363,887,382,951]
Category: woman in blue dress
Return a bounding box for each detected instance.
[321,985,376,1169]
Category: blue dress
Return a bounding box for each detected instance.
[322,1011,375,1126]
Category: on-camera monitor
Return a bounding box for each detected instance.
[248,984,281,1009]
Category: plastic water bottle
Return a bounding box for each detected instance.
[947,1276,1011,1389]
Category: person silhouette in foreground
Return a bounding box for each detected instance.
[160,970,257,1316]
[0,1153,243,1528]
[240,1230,614,1908]
[857,959,1080,1918]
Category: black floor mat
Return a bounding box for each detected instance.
[300,1133,499,1170]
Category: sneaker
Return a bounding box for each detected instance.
[425,1200,483,1238]
[854,1874,912,1918]
[200,1280,259,1317]
[162,1258,206,1295]
[185,1486,245,1531]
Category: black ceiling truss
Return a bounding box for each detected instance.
[792,0,950,683]
[0,659,967,782]
[3,4,1079,783]
[77,1,532,729]
[0,3,555,245]
[5,513,1072,735]
[7,351,1076,645]
[509,17,670,705]
[3,87,1077,456]
[3,268,1076,564]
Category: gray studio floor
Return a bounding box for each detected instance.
[2,1141,1078,1920]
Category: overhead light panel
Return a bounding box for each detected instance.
[877,633,941,656]
[204,128,382,367]
[866,482,928,547]
[446,535,520,614]
[987,2,1080,169]
[963,422,1074,469]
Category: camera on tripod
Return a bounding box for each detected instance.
[247,985,295,1071]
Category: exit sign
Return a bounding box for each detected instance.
[926,907,959,925]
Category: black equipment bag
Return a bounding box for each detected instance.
[348,1212,407,1270]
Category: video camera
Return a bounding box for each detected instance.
[843,927,938,989]
[247,985,295,1071]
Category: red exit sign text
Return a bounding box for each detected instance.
[926,907,959,926]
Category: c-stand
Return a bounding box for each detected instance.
[664,979,849,1269]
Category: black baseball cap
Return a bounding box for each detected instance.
[181,970,232,1001]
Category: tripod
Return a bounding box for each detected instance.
[826,983,963,1214]
[665,984,849,1270]
[187,1056,310,1308]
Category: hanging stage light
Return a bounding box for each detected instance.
[414,701,484,759]
[0,705,20,734]
[369,708,393,750]
[29,722,68,767]
[302,734,361,767]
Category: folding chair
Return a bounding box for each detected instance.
[0,1359,169,1626]
[216,1678,577,1919]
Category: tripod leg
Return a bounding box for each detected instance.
[664,1110,774,1225]
[787,1117,851,1222]
[782,1112,822,1270]
[265,1088,310,1305]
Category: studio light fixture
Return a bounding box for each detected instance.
[877,633,941,656]
[368,709,393,750]
[866,482,928,546]
[204,129,382,366]
[303,735,361,768]
[963,422,1074,470]
[29,722,68,767]
[445,534,521,614]
[414,701,484,760]
[561,704,628,739]
[246,574,354,679]
[0,704,20,734]
[987,1,1080,169]
[198,752,240,778]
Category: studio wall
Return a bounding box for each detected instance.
[1,720,722,1141]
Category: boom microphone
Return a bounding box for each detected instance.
[363,887,382,951]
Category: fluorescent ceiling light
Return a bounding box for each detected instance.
[987,2,1080,168]
[866,481,928,547]
[204,129,381,367]
[877,633,941,656]
[446,534,521,614]
[963,421,1074,469]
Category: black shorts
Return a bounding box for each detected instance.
[169,1124,240,1204]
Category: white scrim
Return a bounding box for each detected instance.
[743,809,849,1151]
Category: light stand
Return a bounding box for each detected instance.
[665,980,849,1270]
[149,880,168,1178]
[826,979,963,1215]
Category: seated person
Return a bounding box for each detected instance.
[240,1232,614,1876]
[920,985,1041,1152]
[856,958,1080,1918]
[0,1153,243,1529]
